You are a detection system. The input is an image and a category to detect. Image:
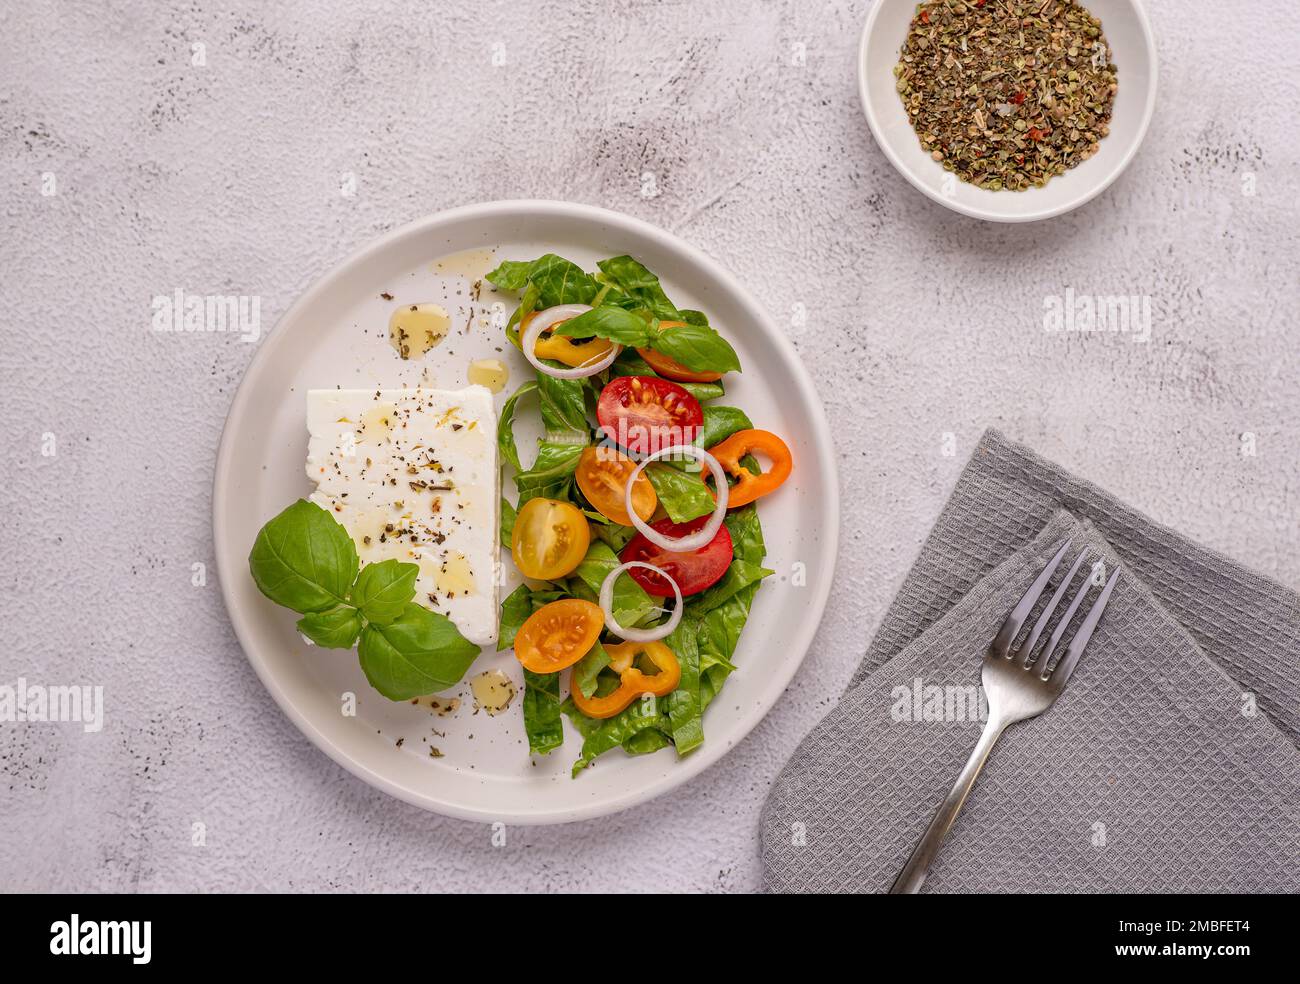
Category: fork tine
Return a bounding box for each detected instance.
[1020,547,1090,668]
[991,538,1072,658]
[1050,565,1121,686]
[1035,566,1097,678]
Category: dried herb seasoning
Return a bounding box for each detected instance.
[894,0,1118,191]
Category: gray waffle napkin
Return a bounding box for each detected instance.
[761,430,1300,892]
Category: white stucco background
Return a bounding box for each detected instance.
[2,0,1297,892]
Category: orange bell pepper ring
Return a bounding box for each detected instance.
[569,640,681,720]
[707,428,793,507]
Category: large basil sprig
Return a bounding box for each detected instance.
[248,500,480,700]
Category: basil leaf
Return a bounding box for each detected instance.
[497,380,538,472]
[645,462,715,523]
[535,372,588,436]
[680,309,709,326]
[679,380,725,402]
[296,606,363,649]
[551,306,653,347]
[249,499,359,614]
[351,558,418,625]
[596,255,681,320]
[357,602,479,700]
[514,440,585,505]
[699,406,753,449]
[522,668,564,756]
[571,541,657,628]
[649,322,741,374]
[524,253,599,307]
[485,259,533,291]
[573,640,610,699]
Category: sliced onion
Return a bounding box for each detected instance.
[625,444,729,552]
[521,304,622,379]
[600,561,683,642]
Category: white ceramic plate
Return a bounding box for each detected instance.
[859,0,1157,222]
[213,201,839,824]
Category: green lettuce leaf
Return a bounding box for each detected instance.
[535,372,588,437]
[522,668,564,756]
[645,462,715,523]
[570,541,658,628]
[497,584,566,651]
[514,440,586,505]
[664,616,704,756]
[569,695,669,776]
[572,640,611,699]
[497,380,538,472]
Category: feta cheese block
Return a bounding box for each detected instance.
[306,386,499,647]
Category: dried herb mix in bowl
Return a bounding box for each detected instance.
[894,0,1118,192]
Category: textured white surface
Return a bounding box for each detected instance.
[1,0,1297,892]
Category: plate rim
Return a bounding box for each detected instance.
[857,0,1159,223]
[213,199,841,823]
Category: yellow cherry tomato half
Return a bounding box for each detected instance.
[511,497,591,580]
[514,599,604,673]
[575,446,658,526]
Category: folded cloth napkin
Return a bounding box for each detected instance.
[762,429,1300,893]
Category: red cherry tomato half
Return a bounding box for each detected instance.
[620,515,733,597]
[596,376,703,456]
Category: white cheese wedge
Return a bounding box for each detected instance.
[305,386,499,647]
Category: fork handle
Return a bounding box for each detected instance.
[889,717,1008,894]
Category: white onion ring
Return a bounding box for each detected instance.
[600,561,683,642]
[625,444,729,552]
[521,304,622,380]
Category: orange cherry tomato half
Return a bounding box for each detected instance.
[521,311,615,368]
[575,446,658,526]
[636,321,725,384]
[514,599,604,673]
[707,429,793,507]
[510,497,590,580]
[569,640,682,719]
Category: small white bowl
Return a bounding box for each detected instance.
[859,0,1157,222]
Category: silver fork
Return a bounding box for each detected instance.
[889,538,1121,894]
